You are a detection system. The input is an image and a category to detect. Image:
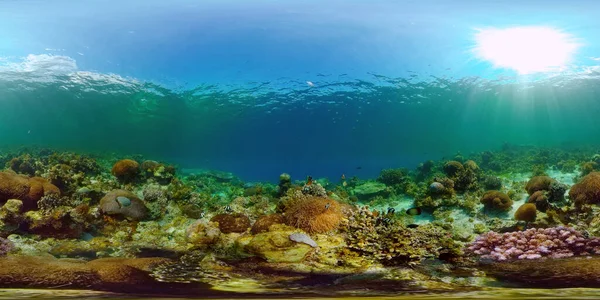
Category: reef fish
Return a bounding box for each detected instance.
[116,196,132,208]
[405,207,422,216]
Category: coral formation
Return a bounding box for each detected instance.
[111,159,140,182]
[569,172,600,208]
[480,191,513,212]
[210,213,251,234]
[251,214,285,234]
[284,195,343,234]
[525,176,556,195]
[514,203,537,222]
[466,226,600,261]
[99,190,149,221]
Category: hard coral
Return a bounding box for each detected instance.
[345,206,461,265]
[466,226,600,261]
[0,172,61,211]
[443,161,464,177]
[251,214,285,234]
[569,172,600,208]
[111,159,140,182]
[284,196,343,234]
[480,191,513,212]
[210,213,251,234]
[514,203,537,222]
[525,176,556,195]
[99,190,149,221]
[527,190,549,212]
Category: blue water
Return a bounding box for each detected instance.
[1,0,600,181]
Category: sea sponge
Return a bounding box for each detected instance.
[284,196,343,233]
[111,159,140,182]
[210,213,251,234]
[525,176,557,195]
[443,161,464,177]
[99,190,149,220]
[251,214,285,234]
[480,191,513,212]
[528,190,549,212]
[514,203,537,222]
[569,172,600,207]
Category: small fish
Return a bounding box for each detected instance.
[356,166,362,170]
[405,207,422,216]
[407,224,420,229]
[325,203,331,210]
[341,174,346,180]
[199,212,206,218]
[387,207,396,215]
[306,81,314,87]
[27,130,31,134]
[306,176,313,186]
[224,205,233,213]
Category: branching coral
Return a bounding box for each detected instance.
[344,206,461,265]
[466,226,600,261]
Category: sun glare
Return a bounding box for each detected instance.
[474,26,579,74]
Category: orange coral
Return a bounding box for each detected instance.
[111,159,140,182]
[480,191,513,211]
[284,196,343,233]
[569,172,600,207]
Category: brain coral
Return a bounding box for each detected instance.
[480,191,513,212]
[99,190,149,221]
[284,196,343,233]
[569,172,600,208]
[111,159,140,182]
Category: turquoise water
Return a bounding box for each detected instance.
[1,0,600,181]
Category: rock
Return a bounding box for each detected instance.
[352,182,388,201]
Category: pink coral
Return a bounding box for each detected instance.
[466,226,600,261]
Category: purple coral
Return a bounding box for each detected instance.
[466,226,600,261]
[0,237,14,256]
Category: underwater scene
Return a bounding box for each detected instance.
[3,0,600,299]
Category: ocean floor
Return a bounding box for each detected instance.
[2,146,600,298]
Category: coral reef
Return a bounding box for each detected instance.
[99,190,149,221]
[466,226,600,261]
[569,172,600,208]
[111,159,140,182]
[480,191,513,212]
[284,195,343,234]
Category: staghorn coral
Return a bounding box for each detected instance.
[344,206,461,265]
[480,191,513,212]
[284,195,343,234]
[466,226,600,261]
